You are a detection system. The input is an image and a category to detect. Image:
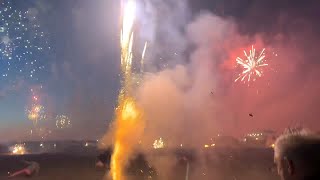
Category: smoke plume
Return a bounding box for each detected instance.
[99,0,320,179]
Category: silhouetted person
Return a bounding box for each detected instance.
[8,160,40,178]
[274,128,320,180]
[96,148,112,170]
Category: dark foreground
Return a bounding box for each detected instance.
[0,153,105,180]
[0,148,279,180]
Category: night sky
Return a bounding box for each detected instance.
[0,0,319,142]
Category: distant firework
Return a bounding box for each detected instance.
[10,144,26,155]
[235,46,268,83]
[55,115,72,129]
[0,0,50,84]
[26,104,46,125]
[153,138,165,149]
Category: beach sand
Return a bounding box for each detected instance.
[0,148,279,180]
[0,154,105,180]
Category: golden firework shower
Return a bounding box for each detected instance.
[10,144,26,155]
[235,45,268,83]
[26,104,46,126]
[110,0,145,179]
[26,88,46,127]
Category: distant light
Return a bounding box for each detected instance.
[153,138,165,149]
[255,137,259,140]
[210,144,215,147]
[204,144,209,148]
[11,144,26,155]
[85,142,89,147]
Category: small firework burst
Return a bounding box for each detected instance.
[55,115,72,129]
[10,144,26,155]
[26,104,46,125]
[153,137,165,149]
[235,45,268,83]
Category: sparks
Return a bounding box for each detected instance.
[26,90,46,126]
[26,104,46,125]
[120,0,136,76]
[235,45,268,83]
[153,137,165,149]
[140,41,148,73]
[10,144,26,155]
[0,0,50,84]
[55,115,72,129]
[111,1,145,180]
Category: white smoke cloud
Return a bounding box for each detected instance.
[137,12,241,150]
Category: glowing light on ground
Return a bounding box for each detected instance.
[271,143,275,148]
[204,144,215,148]
[153,138,165,149]
[10,144,26,155]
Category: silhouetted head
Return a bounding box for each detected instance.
[274,128,320,180]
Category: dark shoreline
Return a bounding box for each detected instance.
[0,147,278,180]
[0,153,105,180]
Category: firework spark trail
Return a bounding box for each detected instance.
[111,0,145,180]
[235,45,268,83]
[140,42,148,73]
[120,0,135,75]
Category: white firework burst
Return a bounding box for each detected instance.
[235,45,268,83]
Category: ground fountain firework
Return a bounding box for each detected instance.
[110,0,146,180]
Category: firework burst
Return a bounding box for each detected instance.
[26,104,46,125]
[26,88,46,126]
[153,137,165,149]
[55,115,72,129]
[0,0,50,84]
[235,45,268,83]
